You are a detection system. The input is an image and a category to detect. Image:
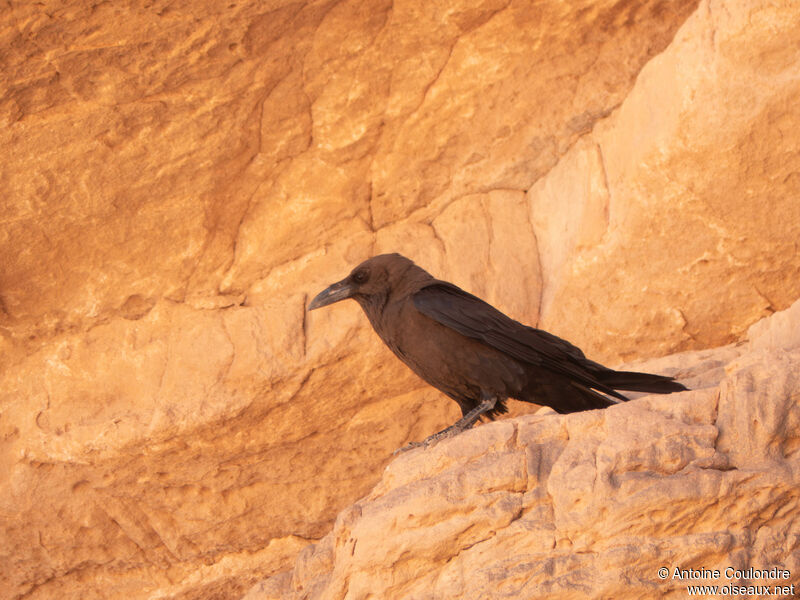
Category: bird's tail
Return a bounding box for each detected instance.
[596,369,688,394]
[522,369,688,415]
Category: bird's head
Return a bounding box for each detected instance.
[307,253,419,311]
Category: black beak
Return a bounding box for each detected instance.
[308,278,356,311]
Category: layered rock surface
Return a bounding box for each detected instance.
[2,0,800,598]
[252,299,800,599]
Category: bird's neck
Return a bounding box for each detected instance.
[356,292,390,332]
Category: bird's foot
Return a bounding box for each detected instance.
[393,426,463,454]
[392,394,499,454]
[393,441,424,455]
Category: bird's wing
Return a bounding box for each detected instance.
[412,282,626,399]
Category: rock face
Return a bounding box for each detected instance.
[252,298,800,599]
[530,0,800,362]
[2,0,800,598]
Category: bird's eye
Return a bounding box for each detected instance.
[352,269,368,284]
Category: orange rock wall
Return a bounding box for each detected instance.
[2,0,799,598]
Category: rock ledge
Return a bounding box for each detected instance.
[250,300,800,599]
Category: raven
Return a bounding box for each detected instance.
[308,253,687,449]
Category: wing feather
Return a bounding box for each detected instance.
[412,282,626,400]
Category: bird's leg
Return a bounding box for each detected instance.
[395,393,498,454]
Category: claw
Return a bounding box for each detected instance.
[393,440,425,455]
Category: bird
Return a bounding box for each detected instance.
[308,253,687,450]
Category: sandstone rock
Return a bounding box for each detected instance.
[254,299,800,599]
[1,0,799,598]
[530,0,800,363]
[0,0,696,347]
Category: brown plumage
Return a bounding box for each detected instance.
[308,253,687,449]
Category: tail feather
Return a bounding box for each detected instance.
[596,369,688,394]
[539,381,620,414]
[520,368,688,416]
